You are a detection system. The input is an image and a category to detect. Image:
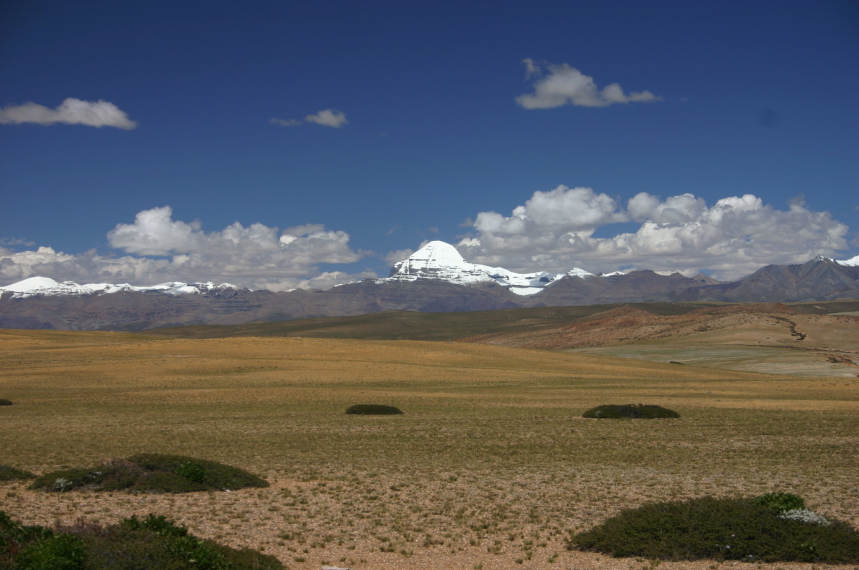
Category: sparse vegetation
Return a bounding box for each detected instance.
[30,454,268,493]
[0,464,35,481]
[0,511,283,570]
[2,330,858,568]
[582,404,680,419]
[568,495,859,563]
[345,404,404,415]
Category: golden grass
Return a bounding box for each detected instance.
[1,329,858,569]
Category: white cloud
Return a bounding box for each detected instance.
[459,188,849,280]
[384,249,414,265]
[269,118,302,127]
[1,207,369,290]
[270,109,349,129]
[473,185,626,236]
[0,98,137,129]
[515,61,661,109]
[304,109,348,128]
[522,57,541,79]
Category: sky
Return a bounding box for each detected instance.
[1,0,858,290]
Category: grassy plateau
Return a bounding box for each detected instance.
[1,327,858,569]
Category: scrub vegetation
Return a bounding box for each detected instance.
[0,511,282,570]
[1,329,858,569]
[30,454,268,493]
[345,404,404,415]
[569,494,859,563]
[582,404,680,419]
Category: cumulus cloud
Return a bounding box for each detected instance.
[515,60,661,109]
[384,249,414,266]
[271,109,348,129]
[474,185,626,237]
[304,109,348,128]
[1,207,370,290]
[459,188,849,280]
[0,98,137,129]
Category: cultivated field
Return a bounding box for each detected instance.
[1,329,858,569]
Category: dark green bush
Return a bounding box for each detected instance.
[1,511,54,567]
[753,491,805,513]
[568,495,859,563]
[14,534,86,570]
[121,514,188,538]
[1,511,283,570]
[345,404,403,415]
[175,461,206,484]
[0,464,36,481]
[0,399,12,406]
[30,454,267,493]
[582,404,680,419]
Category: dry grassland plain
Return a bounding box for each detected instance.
[1,328,858,570]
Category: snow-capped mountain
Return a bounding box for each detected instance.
[0,252,856,332]
[0,276,239,300]
[838,254,859,267]
[380,240,593,295]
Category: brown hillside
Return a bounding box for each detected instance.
[462,303,859,354]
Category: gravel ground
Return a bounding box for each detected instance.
[4,467,857,570]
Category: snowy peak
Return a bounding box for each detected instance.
[383,240,594,295]
[390,241,473,278]
[1,276,62,293]
[837,254,859,267]
[0,279,240,300]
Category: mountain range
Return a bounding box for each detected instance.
[2,241,858,331]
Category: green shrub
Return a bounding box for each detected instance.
[753,491,806,513]
[1,512,283,570]
[0,399,12,406]
[79,528,186,570]
[121,514,188,538]
[31,454,267,494]
[1,511,54,566]
[0,464,36,481]
[175,462,206,484]
[345,404,404,415]
[568,495,859,563]
[582,404,680,419]
[14,534,86,570]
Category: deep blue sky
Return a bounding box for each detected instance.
[1,0,858,288]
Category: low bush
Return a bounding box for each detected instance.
[0,399,12,406]
[345,404,404,415]
[30,454,268,493]
[582,404,679,419]
[567,494,859,563]
[0,464,36,482]
[753,491,805,512]
[1,511,283,570]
